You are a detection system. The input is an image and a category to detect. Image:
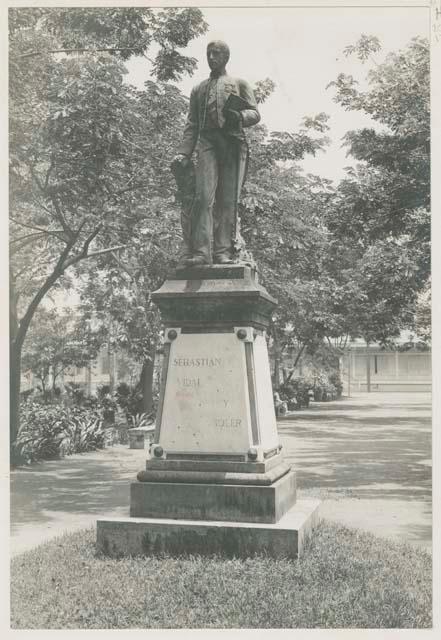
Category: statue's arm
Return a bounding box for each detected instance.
[239,80,261,128]
[177,86,199,157]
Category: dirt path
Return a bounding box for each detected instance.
[10,392,431,556]
[279,392,432,551]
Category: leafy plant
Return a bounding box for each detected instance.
[279,376,314,408]
[128,412,152,430]
[61,415,106,455]
[13,402,106,464]
[64,382,86,405]
[115,383,143,418]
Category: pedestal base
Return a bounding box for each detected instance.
[97,498,321,559]
[130,470,296,523]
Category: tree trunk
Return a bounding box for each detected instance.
[10,278,21,466]
[284,343,306,387]
[366,343,371,393]
[271,322,281,390]
[10,343,21,466]
[140,358,155,415]
[108,345,115,395]
[86,363,92,397]
[8,225,121,465]
[52,365,58,393]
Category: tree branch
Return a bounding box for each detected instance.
[51,196,75,238]
[61,224,102,268]
[17,47,148,59]
[13,226,84,350]
[290,343,306,379]
[9,216,63,236]
[63,243,126,270]
[10,233,48,257]
[10,231,45,244]
[44,158,55,191]
[26,162,46,194]
[110,251,136,280]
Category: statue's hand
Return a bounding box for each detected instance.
[224,109,241,128]
[171,154,190,172]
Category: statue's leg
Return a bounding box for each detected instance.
[191,135,218,263]
[176,165,196,266]
[213,136,247,263]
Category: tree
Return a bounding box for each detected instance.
[414,281,431,346]
[21,307,101,397]
[239,110,344,385]
[323,35,430,389]
[327,35,429,276]
[9,7,207,462]
[74,240,171,415]
[242,36,430,387]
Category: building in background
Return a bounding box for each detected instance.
[21,346,162,397]
[341,339,431,394]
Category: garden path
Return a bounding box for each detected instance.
[279,392,432,551]
[10,392,432,556]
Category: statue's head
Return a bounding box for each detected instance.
[207,40,230,74]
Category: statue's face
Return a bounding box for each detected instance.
[207,44,228,73]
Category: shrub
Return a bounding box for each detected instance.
[64,382,86,405]
[129,413,152,429]
[60,413,107,455]
[96,384,111,400]
[115,383,143,417]
[280,376,313,408]
[14,402,107,464]
[95,385,117,424]
[14,404,69,462]
[328,370,343,398]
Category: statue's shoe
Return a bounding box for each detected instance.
[214,255,233,264]
[184,256,211,267]
[176,257,191,269]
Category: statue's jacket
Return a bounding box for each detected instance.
[178,74,260,158]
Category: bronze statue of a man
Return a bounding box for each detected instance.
[172,40,260,267]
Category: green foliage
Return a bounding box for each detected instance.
[13,403,106,463]
[115,382,143,417]
[9,6,206,453]
[343,34,381,61]
[10,522,431,628]
[129,413,152,429]
[237,101,339,364]
[323,36,430,345]
[10,7,208,72]
[64,381,87,405]
[61,414,107,456]
[328,36,429,245]
[253,78,276,104]
[22,307,99,395]
[279,377,313,408]
[414,283,431,344]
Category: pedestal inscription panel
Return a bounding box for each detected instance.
[158,332,252,454]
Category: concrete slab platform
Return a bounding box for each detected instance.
[97,498,321,559]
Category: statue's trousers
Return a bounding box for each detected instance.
[190,129,248,261]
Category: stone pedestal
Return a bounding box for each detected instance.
[97,265,320,558]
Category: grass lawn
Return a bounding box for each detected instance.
[11,520,431,629]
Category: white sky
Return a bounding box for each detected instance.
[127,5,429,182]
